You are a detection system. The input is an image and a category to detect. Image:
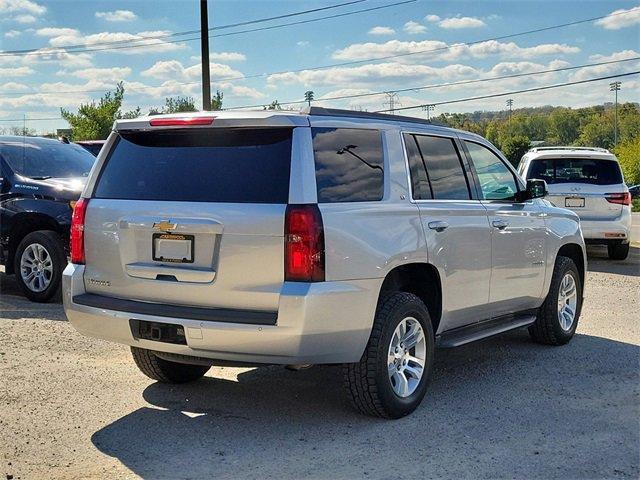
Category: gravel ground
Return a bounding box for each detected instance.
[1,246,638,480]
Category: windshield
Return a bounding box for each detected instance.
[0,139,95,179]
[527,158,623,185]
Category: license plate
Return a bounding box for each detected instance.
[152,233,194,263]
[565,197,585,208]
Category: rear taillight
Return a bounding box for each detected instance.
[284,204,325,282]
[70,197,88,264]
[149,117,214,127]
[605,192,631,206]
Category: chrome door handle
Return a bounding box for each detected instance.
[428,220,449,232]
[492,219,509,230]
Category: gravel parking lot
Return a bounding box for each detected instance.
[1,246,638,480]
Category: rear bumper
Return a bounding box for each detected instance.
[63,264,380,365]
[579,209,632,243]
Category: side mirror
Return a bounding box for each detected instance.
[525,178,547,200]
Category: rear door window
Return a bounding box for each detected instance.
[403,133,432,200]
[94,128,292,203]
[414,135,471,200]
[311,127,384,203]
[527,158,623,185]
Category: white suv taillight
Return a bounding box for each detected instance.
[70,197,88,264]
[284,204,325,282]
[605,192,631,206]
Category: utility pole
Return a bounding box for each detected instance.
[383,92,400,114]
[200,0,211,111]
[506,99,513,123]
[421,104,435,121]
[609,81,621,146]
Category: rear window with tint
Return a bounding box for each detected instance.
[527,158,623,185]
[94,128,292,203]
[312,128,384,203]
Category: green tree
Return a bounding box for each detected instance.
[304,90,314,106]
[211,90,223,110]
[264,100,282,110]
[547,108,580,145]
[500,135,531,166]
[615,138,640,185]
[163,96,197,113]
[61,82,141,140]
[576,113,614,149]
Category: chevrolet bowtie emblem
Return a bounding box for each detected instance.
[153,220,177,231]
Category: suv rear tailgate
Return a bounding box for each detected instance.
[82,127,293,313]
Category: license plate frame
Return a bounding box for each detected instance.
[565,197,585,208]
[152,233,195,263]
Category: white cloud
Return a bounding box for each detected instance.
[0,81,28,90]
[297,41,310,47]
[439,16,486,29]
[14,14,36,23]
[21,47,93,68]
[0,66,34,77]
[95,10,137,22]
[573,50,640,81]
[41,30,186,55]
[190,52,247,62]
[403,21,427,34]
[267,62,478,87]
[211,52,246,62]
[332,39,579,63]
[368,26,395,35]
[68,67,132,82]
[0,0,46,15]
[36,27,79,37]
[425,14,440,22]
[4,29,21,38]
[141,60,244,82]
[595,6,640,30]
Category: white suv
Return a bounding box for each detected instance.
[519,147,631,260]
[63,108,586,418]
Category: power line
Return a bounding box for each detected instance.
[0,0,366,55]
[0,6,628,60]
[2,71,637,123]
[0,0,413,57]
[375,71,640,113]
[3,56,637,101]
[225,56,640,109]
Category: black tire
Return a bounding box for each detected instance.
[529,256,582,346]
[608,243,629,260]
[13,230,66,303]
[343,292,435,419]
[131,347,210,383]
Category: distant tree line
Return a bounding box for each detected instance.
[435,103,640,184]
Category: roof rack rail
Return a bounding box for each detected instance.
[301,106,438,127]
[528,146,611,154]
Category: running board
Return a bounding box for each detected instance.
[437,312,537,348]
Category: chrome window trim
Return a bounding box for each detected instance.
[399,129,482,204]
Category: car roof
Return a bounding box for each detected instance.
[113,107,478,139]
[0,135,70,146]
[523,146,617,161]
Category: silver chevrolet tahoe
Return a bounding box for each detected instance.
[63,107,586,418]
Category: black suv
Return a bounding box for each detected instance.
[0,136,95,301]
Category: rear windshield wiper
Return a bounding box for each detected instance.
[29,175,52,180]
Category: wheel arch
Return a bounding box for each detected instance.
[7,213,64,274]
[377,262,442,334]
[555,242,586,289]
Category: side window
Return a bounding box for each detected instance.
[403,133,432,200]
[311,128,383,203]
[465,141,518,201]
[414,135,471,200]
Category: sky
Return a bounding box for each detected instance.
[0,0,639,133]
